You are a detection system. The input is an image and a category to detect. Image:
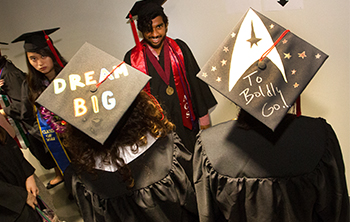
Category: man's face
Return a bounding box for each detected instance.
[142,15,168,50]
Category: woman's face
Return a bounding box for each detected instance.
[27,52,54,76]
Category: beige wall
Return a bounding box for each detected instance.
[0,0,349,191]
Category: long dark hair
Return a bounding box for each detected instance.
[26,46,67,104]
[63,91,175,188]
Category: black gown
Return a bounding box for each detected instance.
[124,39,217,153]
[0,59,26,120]
[193,115,349,222]
[66,133,199,222]
[0,134,41,222]
[20,80,56,170]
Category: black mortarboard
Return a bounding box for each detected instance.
[126,0,166,19]
[197,8,328,130]
[0,42,8,45]
[11,27,60,51]
[36,42,151,144]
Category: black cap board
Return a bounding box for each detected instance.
[11,27,59,51]
[127,0,167,18]
[197,8,328,130]
[36,42,151,144]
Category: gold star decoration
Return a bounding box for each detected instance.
[284,53,292,59]
[202,72,208,78]
[211,66,217,72]
[223,46,229,53]
[216,77,222,82]
[291,69,297,75]
[270,24,274,29]
[231,32,236,38]
[282,39,288,44]
[298,51,307,59]
[221,59,227,66]
[293,82,299,88]
[315,53,321,59]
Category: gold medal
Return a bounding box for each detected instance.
[166,85,174,95]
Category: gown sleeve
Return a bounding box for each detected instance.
[1,61,26,120]
[193,131,225,222]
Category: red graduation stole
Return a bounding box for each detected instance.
[130,37,195,130]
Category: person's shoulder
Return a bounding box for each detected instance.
[200,119,237,141]
[293,115,328,128]
[174,38,190,49]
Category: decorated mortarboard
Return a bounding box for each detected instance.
[36,42,151,144]
[197,8,328,130]
[11,27,64,67]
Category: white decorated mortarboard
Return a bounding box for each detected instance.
[36,42,151,144]
[197,8,328,130]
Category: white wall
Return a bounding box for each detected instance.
[1,0,349,191]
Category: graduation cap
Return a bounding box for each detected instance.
[197,8,328,130]
[11,27,64,67]
[36,42,151,144]
[126,0,167,50]
[126,0,167,19]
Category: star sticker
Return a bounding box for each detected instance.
[291,70,297,75]
[270,24,274,29]
[293,82,299,88]
[247,21,262,48]
[216,77,222,82]
[221,59,227,66]
[298,51,307,59]
[231,32,236,38]
[315,53,321,59]
[211,66,217,72]
[202,73,208,78]
[223,46,229,53]
[282,39,288,44]
[284,53,292,59]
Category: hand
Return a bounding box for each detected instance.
[200,124,211,130]
[26,174,39,197]
[0,79,4,87]
[26,191,38,209]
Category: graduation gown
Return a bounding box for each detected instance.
[193,115,349,222]
[0,134,40,222]
[0,60,26,120]
[20,80,56,170]
[124,39,217,152]
[67,133,199,222]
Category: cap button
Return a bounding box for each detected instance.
[90,85,98,93]
[258,61,266,70]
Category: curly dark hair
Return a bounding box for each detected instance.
[62,90,175,188]
[25,46,67,104]
[137,10,169,33]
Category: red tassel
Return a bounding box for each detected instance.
[42,30,64,68]
[128,13,142,51]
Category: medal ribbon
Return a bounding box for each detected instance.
[144,41,170,85]
[36,108,71,174]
